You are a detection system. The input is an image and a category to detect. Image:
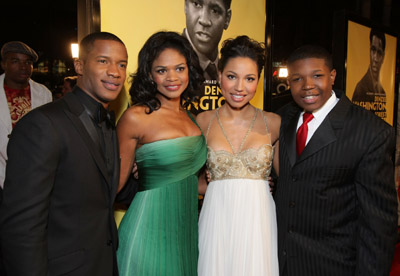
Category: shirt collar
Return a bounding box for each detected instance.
[301,90,338,123]
[74,86,104,120]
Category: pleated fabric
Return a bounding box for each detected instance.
[117,135,207,276]
[198,179,279,276]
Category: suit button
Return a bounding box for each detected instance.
[107,240,113,246]
[288,228,293,234]
[289,201,295,208]
[292,177,297,182]
[283,250,287,256]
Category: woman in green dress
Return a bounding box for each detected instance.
[116,31,206,275]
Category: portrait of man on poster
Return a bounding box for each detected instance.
[183,0,232,114]
[183,0,232,82]
[352,28,386,119]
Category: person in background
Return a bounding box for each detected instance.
[196,35,280,276]
[0,32,128,276]
[62,75,78,95]
[116,31,206,275]
[0,41,52,189]
[275,44,397,275]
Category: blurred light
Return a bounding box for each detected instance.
[273,70,277,77]
[279,67,288,78]
[71,43,79,59]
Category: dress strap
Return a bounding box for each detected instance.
[186,110,203,133]
[205,110,218,140]
[260,109,270,134]
[216,106,258,154]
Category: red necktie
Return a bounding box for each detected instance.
[296,112,314,156]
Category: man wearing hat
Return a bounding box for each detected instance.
[0,41,52,189]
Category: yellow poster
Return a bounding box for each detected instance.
[101,0,266,119]
[346,20,397,125]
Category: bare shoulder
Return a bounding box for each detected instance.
[196,109,217,132]
[117,105,150,139]
[262,110,281,143]
[118,105,148,125]
[262,111,281,126]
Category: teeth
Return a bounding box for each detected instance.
[232,95,244,99]
[304,95,315,99]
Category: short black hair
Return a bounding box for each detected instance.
[223,0,232,9]
[370,28,386,50]
[219,35,265,77]
[287,44,333,70]
[79,32,125,60]
[64,76,77,87]
[185,0,231,10]
[129,31,204,113]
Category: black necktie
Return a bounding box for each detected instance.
[205,62,218,80]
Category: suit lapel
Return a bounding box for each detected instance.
[297,119,336,162]
[62,92,111,189]
[110,130,120,199]
[296,90,349,163]
[285,113,299,168]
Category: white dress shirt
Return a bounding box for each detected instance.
[296,90,339,145]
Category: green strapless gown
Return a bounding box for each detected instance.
[117,135,207,276]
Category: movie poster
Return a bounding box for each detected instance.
[101,0,266,119]
[346,20,397,125]
[100,0,266,224]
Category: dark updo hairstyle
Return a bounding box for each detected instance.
[129,31,204,113]
[219,35,266,78]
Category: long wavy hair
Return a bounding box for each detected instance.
[129,31,204,113]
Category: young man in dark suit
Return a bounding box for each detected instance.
[0,32,128,276]
[275,45,397,275]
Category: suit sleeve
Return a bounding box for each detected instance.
[0,110,60,276]
[355,125,398,275]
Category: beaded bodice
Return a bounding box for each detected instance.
[206,108,274,181]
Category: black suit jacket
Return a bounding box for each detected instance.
[275,90,398,276]
[0,88,120,276]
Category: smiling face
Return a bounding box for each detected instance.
[288,57,336,113]
[1,52,33,89]
[150,48,189,101]
[74,39,127,107]
[219,56,259,110]
[185,0,231,61]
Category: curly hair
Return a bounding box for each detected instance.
[129,31,204,113]
[219,35,265,78]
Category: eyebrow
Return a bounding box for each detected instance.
[154,63,186,68]
[209,2,224,11]
[96,55,127,62]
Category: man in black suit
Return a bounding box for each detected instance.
[0,32,128,275]
[275,45,397,275]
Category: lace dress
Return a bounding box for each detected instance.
[198,108,279,276]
